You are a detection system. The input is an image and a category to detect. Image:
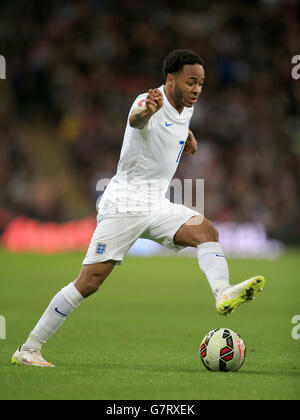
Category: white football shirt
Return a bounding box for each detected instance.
[98,85,194,214]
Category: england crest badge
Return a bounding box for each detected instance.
[96,242,107,255]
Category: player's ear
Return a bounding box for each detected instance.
[166,73,175,88]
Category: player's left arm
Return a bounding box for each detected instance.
[184,129,197,156]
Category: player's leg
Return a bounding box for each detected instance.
[142,207,230,301]
[174,215,265,315]
[143,202,265,317]
[74,260,116,297]
[30,261,116,343]
[11,261,115,367]
[166,215,230,304]
[174,215,230,297]
[12,214,151,366]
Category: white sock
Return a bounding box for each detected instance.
[24,282,84,347]
[197,242,230,300]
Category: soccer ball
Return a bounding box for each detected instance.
[200,328,246,372]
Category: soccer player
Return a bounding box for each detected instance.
[12,49,265,367]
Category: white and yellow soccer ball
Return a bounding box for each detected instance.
[200,328,246,372]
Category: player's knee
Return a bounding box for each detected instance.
[207,223,219,242]
[75,269,107,298]
[194,220,219,245]
[85,271,106,296]
[75,261,115,298]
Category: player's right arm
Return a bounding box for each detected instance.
[129,88,163,130]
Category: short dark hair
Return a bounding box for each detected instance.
[162,49,205,79]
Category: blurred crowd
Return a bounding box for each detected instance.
[0,0,299,243]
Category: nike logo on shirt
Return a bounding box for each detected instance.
[165,122,173,127]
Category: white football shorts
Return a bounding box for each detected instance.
[83,200,201,265]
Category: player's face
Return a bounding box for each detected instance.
[173,64,205,109]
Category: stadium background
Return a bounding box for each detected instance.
[0,0,299,252]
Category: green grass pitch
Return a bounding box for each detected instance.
[0,248,299,400]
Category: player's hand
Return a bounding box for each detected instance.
[145,88,163,114]
[184,130,197,155]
